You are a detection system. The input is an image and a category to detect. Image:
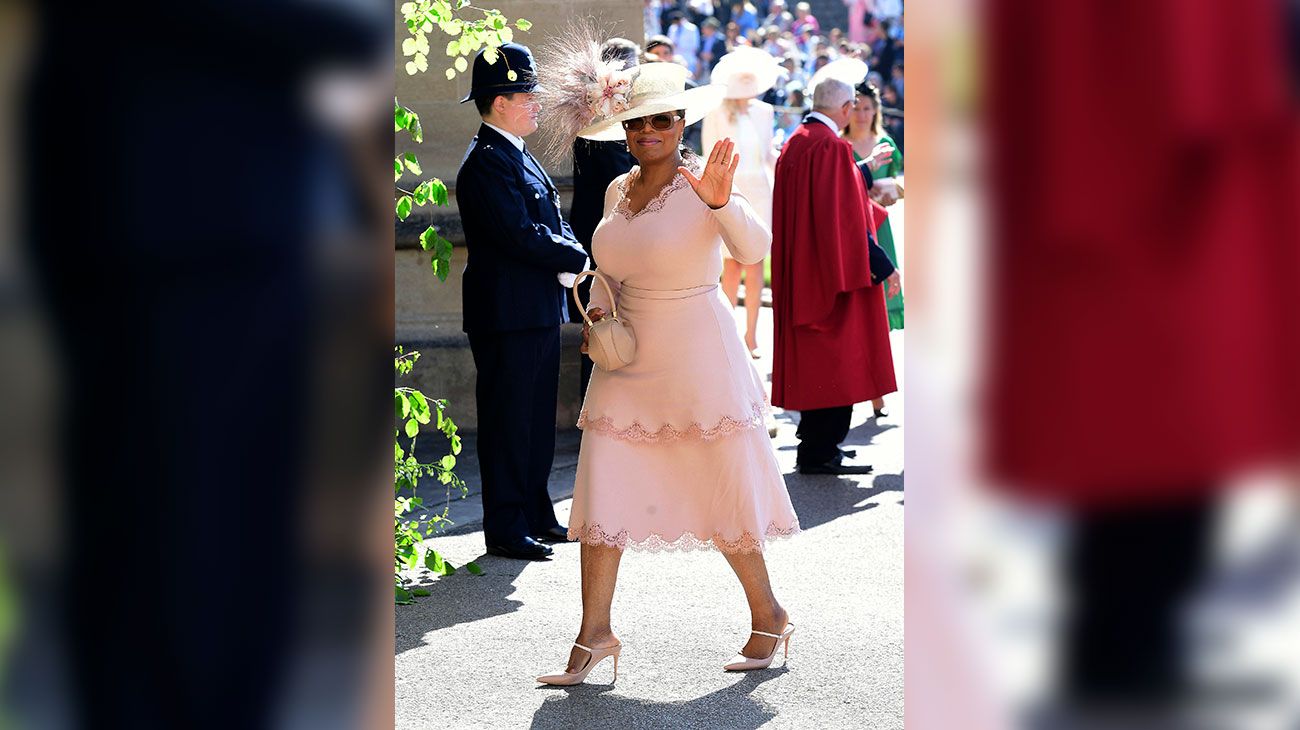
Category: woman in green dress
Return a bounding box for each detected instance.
[844,82,903,329]
[843,82,903,416]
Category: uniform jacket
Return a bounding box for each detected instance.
[456,124,589,333]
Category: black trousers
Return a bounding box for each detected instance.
[795,405,855,466]
[1062,494,1217,702]
[468,327,564,545]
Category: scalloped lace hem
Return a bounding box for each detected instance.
[568,520,801,554]
[577,400,767,443]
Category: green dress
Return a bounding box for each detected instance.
[853,136,904,330]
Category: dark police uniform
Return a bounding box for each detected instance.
[456,44,589,556]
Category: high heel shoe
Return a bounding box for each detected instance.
[723,623,795,671]
[536,642,621,686]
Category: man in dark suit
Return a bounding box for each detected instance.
[456,43,590,560]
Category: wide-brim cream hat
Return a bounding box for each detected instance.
[808,57,870,94]
[711,47,784,100]
[577,62,727,141]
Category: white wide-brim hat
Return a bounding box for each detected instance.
[808,57,870,94]
[711,47,784,100]
[577,62,727,141]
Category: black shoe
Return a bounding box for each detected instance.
[839,448,857,459]
[485,536,554,560]
[873,407,888,418]
[798,456,873,475]
[531,525,570,543]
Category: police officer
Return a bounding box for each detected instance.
[456,43,589,560]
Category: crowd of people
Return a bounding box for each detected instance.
[642,0,904,150]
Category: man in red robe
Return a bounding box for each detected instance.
[771,77,901,475]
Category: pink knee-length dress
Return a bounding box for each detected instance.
[567,165,801,553]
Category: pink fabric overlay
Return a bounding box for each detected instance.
[569,167,801,554]
[569,520,801,554]
[576,400,768,443]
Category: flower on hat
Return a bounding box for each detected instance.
[587,62,636,120]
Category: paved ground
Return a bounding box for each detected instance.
[396,312,905,730]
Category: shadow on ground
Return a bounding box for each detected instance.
[784,470,903,532]
[529,667,788,730]
[396,552,539,655]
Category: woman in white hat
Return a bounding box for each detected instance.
[702,47,782,358]
[533,58,800,685]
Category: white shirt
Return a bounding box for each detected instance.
[481,120,525,151]
[480,121,588,287]
[806,111,841,133]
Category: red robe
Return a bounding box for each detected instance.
[985,0,1300,505]
[771,120,897,411]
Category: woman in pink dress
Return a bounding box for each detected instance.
[533,62,800,685]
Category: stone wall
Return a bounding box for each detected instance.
[395,1,641,433]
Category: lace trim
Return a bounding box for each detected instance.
[568,520,801,554]
[614,164,698,221]
[577,400,767,443]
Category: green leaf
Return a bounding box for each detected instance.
[483,47,498,65]
[434,235,453,261]
[466,561,484,575]
[412,182,430,206]
[454,56,468,73]
[515,19,532,31]
[396,196,413,220]
[413,53,429,73]
[439,454,456,470]
[394,157,403,181]
[400,2,417,16]
[445,68,456,81]
[419,226,436,251]
[491,15,505,30]
[395,586,413,604]
[410,392,432,424]
[425,550,445,574]
[411,588,431,597]
[395,392,411,419]
[428,179,448,206]
[506,70,518,82]
[451,435,462,454]
[403,152,422,176]
[405,61,420,76]
[402,37,418,56]
[405,418,420,438]
[408,118,423,144]
[432,256,449,282]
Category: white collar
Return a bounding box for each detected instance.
[482,121,526,152]
[806,111,840,132]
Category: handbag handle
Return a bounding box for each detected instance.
[571,270,618,326]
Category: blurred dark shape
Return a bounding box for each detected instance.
[12,0,390,727]
[984,0,1300,721]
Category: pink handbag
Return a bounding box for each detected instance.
[571,271,636,372]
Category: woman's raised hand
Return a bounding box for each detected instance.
[680,138,739,209]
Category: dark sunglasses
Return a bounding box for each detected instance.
[621,113,682,132]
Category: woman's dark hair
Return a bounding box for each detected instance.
[601,38,641,68]
[852,82,884,136]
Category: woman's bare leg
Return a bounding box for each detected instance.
[742,261,764,351]
[722,549,789,658]
[566,542,623,671]
[721,258,742,307]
